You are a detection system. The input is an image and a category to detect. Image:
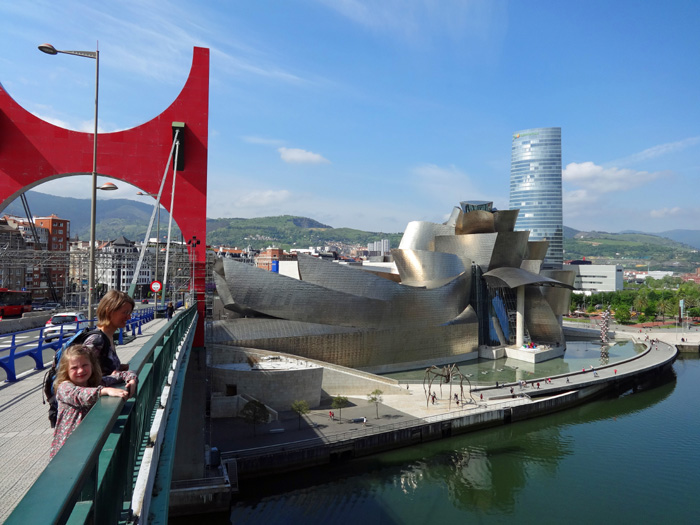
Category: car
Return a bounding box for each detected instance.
[43,302,63,310]
[43,312,89,342]
[141,299,149,304]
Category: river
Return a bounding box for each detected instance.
[219,346,698,524]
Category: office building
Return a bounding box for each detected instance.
[564,262,623,292]
[509,127,563,267]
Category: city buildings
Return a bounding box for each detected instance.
[3,214,69,301]
[367,239,391,258]
[509,127,563,268]
[563,261,624,293]
[99,236,152,293]
[0,219,27,290]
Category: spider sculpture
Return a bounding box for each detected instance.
[423,363,475,408]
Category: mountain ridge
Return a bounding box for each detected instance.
[4,191,700,252]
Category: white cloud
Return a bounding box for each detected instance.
[235,189,293,207]
[411,163,484,202]
[650,207,682,219]
[314,0,505,45]
[563,161,666,192]
[278,147,330,164]
[611,136,700,166]
[242,136,286,146]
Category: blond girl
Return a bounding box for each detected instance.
[50,344,137,458]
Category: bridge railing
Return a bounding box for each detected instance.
[0,308,155,382]
[5,304,199,525]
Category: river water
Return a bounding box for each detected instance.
[224,346,699,524]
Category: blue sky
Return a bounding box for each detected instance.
[1,0,699,234]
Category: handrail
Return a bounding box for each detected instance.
[5,304,198,525]
[0,308,155,382]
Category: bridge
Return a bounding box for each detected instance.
[0,45,214,524]
[1,305,200,524]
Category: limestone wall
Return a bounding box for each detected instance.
[210,364,323,412]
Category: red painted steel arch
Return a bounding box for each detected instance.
[0,46,209,344]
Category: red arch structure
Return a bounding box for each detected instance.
[0,46,209,344]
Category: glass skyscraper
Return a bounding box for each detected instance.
[509,127,563,267]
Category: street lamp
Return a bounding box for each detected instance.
[39,42,100,325]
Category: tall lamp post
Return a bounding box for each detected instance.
[39,42,100,325]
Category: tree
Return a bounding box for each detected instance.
[291,400,310,430]
[367,389,383,419]
[634,291,649,314]
[332,396,349,423]
[614,305,631,324]
[239,400,269,436]
[656,298,673,322]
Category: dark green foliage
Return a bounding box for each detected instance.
[206,216,403,251]
[564,232,696,261]
[291,400,310,430]
[331,395,349,422]
[239,400,269,436]
[367,389,383,419]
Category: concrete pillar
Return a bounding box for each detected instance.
[516,286,525,348]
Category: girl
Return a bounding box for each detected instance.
[84,290,138,397]
[49,344,137,458]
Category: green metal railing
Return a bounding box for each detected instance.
[6,305,199,525]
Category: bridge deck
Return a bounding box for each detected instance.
[0,317,170,523]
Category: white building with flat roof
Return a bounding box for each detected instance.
[563,263,623,293]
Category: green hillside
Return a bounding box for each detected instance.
[206,215,403,251]
[564,231,700,272]
[5,190,700,264]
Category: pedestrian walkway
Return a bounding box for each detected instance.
[214,333,678,456]
[0,316,170,523]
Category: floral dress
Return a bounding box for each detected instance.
[49,370,137,458]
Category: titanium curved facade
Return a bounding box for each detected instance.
[214,200,575,372]
[509,127,563,267]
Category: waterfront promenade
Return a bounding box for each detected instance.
[0,317,170,523]
[213,325,683,455]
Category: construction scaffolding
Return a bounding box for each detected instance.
[0,247,193,306]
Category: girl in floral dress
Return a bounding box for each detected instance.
[49,344,137,458]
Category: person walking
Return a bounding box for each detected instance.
[166,301,174,321]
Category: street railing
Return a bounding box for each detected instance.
[0,308,155,382]
[221,396,529,462]
[5,304,198,525]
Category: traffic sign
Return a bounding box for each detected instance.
[150,280,162,293]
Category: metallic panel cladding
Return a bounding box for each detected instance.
[398,221,455,251]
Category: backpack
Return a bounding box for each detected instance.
[42,328,111,428]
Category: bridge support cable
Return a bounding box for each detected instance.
[127,129,180,299]
[160,137,180,308]
[20,193,59,302]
